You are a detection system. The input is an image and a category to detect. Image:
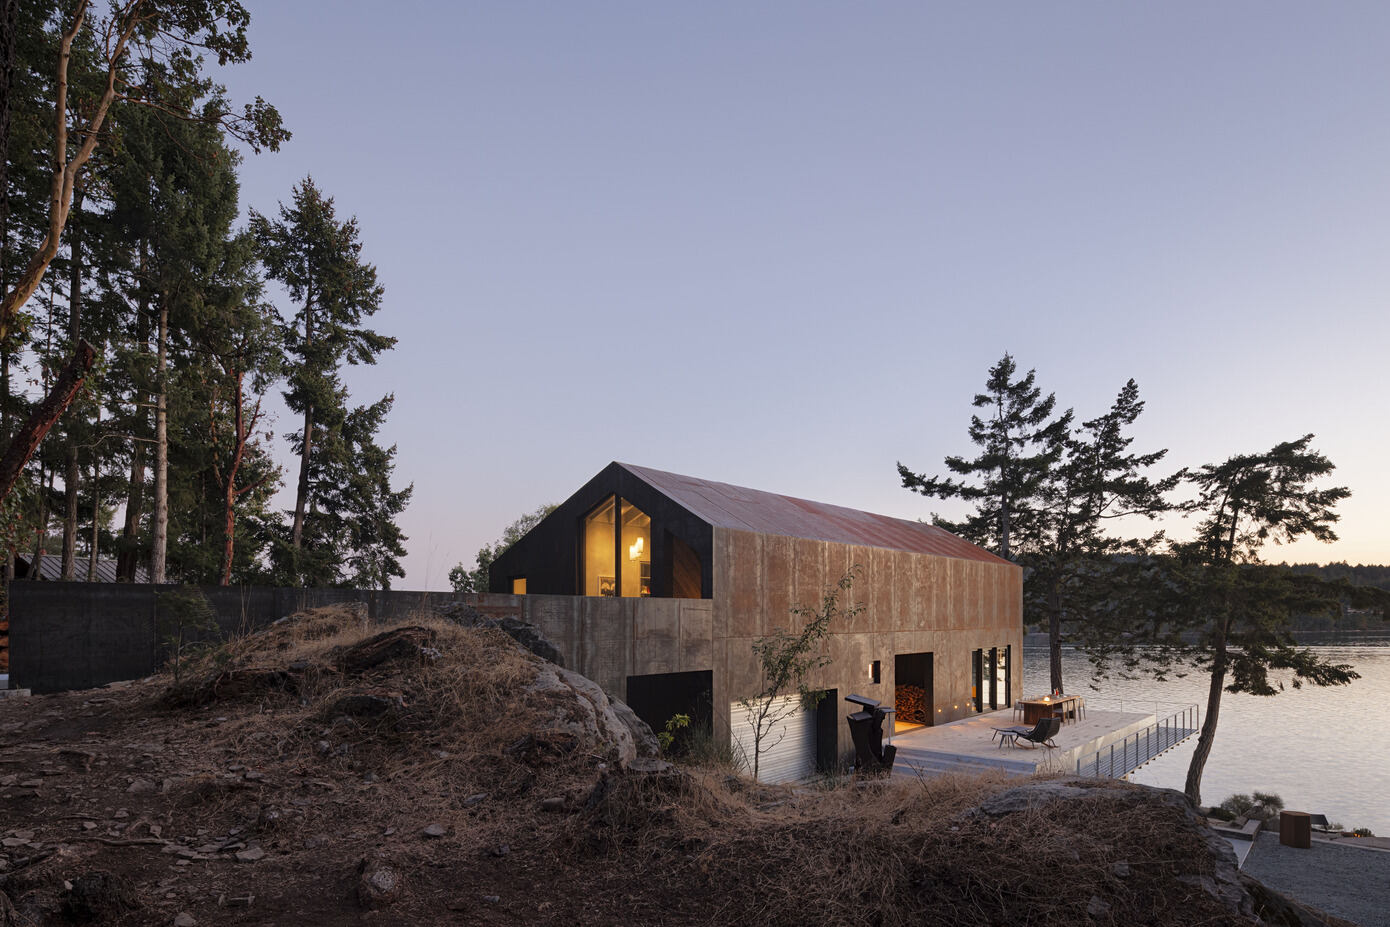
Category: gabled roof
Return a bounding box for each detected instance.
[618,463,1011,566]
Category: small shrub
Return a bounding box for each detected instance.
[1350,827,1375,837]
[657,713,691,753]
[1251,791,1284,811]
[1207,806,1236,822]
[157,586,220,682]
[1218,793,1256,818]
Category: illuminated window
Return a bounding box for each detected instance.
[511,577,527,595]
[583,496,651,597]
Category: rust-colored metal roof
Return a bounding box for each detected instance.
[618,463,1011,565]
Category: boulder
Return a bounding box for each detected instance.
[338,626,437,675]
[965,778,1341,925]
[438,603,565,667]
[525,663,658,765]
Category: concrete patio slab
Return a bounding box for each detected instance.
[890,707,1157,778]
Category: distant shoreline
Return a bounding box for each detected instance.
[1023,630,1390,648]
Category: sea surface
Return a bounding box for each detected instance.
[1022,638,1390,835]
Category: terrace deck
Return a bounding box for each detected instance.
[890,708,1158,778]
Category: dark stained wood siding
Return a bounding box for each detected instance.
[489,462,714,597]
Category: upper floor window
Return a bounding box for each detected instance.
[583,496,651,597]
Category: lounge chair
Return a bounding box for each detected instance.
[1011,717,1060,749]
[991,724,1031,747]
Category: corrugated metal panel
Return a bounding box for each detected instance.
[22,557,149,583]
[730,696,817,784]
[620,463,1010,565]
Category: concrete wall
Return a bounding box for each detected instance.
[470,594,714,697]
[7,581,715,698]
[709,529,1023,762]
[8,582,453,693]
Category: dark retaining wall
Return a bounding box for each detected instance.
[7,582,454,693]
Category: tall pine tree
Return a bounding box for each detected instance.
[251,178,406,588]
[898,353,1071,561]
[1027,379,1182,693]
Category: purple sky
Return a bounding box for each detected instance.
[217,3,1390,588]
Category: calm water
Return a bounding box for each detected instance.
[1023,640,1390,835]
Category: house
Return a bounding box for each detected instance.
[486,462,1022,782]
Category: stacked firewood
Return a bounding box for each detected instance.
[895,685,928,723]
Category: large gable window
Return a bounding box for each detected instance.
[583,496,651,597]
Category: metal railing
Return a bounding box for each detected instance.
[1076,704,1199,779]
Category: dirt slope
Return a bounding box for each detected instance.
[0,607,1348,926]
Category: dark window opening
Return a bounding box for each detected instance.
[625,670,713,755]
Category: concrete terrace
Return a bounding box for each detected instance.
[890,707,1157,778]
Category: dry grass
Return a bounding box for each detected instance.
[0,607,1283,926]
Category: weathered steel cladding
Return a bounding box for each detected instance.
[711,528,1022,749]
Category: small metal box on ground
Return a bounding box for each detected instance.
[1280,811,1311,849]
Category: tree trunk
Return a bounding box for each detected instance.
[0,339,95,504]
[116,248,149,583]
[87,412,97,582]
[290,300,314,565]
[60,190,82,579]
[1184,627,1228,806]
[29,464,48,577]
[219,370,245,586]
[116,443,144,581]
[150,302,167,583]
[291,403,311,550]
[1047,586,1064,695]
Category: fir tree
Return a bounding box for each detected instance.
[1027,379,1182,693]
[251,179,404,587]
[898,353,1071,561]
[1073,435,1390,805]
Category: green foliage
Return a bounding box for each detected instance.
[155,585,219,682]
[1350,827,1375,837]
[898,353,1070,561]
[450,503,556,594]
[252,178,408,589]
[1215,792,1283,818]
[1025,378,1182,692]
[1073,435,1390,805]
[656,713,691,753]
[738,566,863,781]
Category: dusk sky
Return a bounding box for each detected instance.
[218,4,1389,589]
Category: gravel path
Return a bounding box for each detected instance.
[1243,832,1390,927]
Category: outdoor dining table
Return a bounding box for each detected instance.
[1019,695,1079,726]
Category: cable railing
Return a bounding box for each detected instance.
[1076,703,1199,779]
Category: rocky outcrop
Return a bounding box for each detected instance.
[437,602,565,667]
[337,626,438,675]
[525,663,658,765]
[966,778,1346,927]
